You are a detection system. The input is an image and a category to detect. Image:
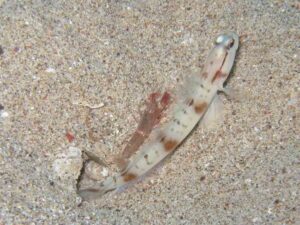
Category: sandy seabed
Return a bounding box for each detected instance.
[0,0,299,224]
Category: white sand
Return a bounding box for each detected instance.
[0,0,299,224]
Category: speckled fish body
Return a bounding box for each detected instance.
[78,32,239,201]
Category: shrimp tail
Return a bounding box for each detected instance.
[77,177,117,201]
[77,187,111,201]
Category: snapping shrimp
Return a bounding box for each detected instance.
[78,32,239,201]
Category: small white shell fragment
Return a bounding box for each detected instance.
[101,167,109,177]
[181,33,194,45]
[244,178,252,184]
[252,217,262,223]
[0,111,9,118]
[52,146,83,179]
[45,67,56,73]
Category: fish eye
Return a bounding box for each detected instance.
[215,34,236,49]
[215,35,225,45]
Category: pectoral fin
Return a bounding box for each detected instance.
[200,95,224,129]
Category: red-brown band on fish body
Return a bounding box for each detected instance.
[162,138,178,152]
[194,102,208,114]
[122,172,137,182]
